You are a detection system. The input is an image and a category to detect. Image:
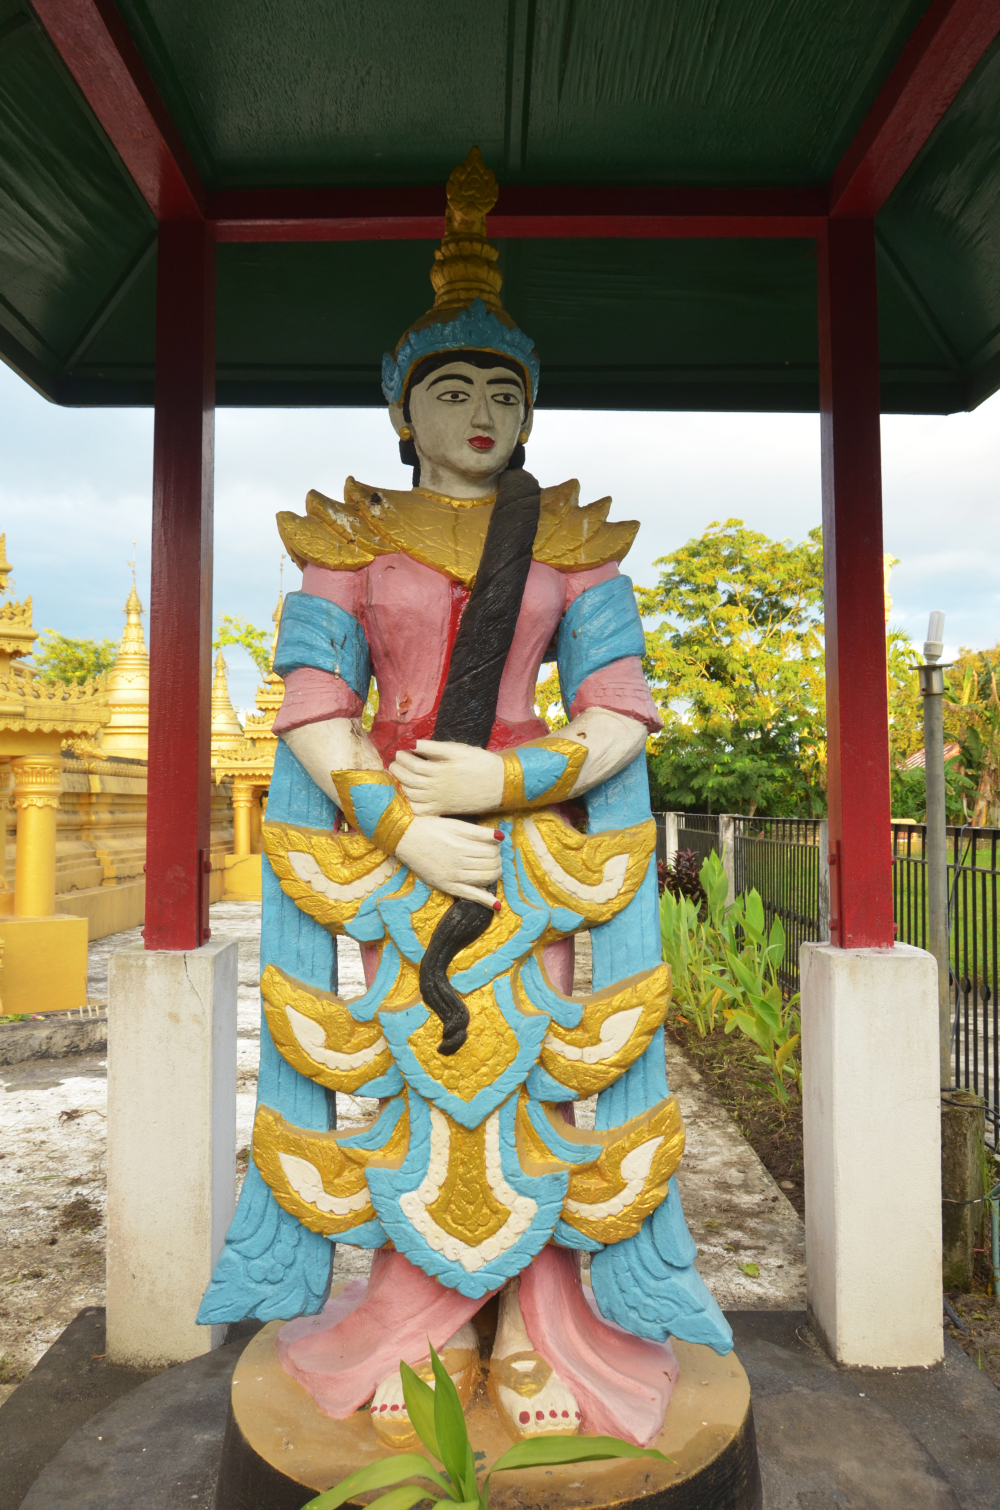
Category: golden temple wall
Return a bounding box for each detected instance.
[0,756,235,939]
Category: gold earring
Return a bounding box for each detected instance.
[519,430,528,444]
[399,426,412,441]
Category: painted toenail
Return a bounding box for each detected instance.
[519,1410,530,1424]
[380,1404,387,1412]
[390,1403,399,1411]
[549,1409,557,1417]
[562,1410,569,1417]
[575,1411,581,1418]
[536,1410,544,1420]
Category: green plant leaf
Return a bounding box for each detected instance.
[429,1344,475,1500]
[363,1489,438,1510]
[775,1033,800,1070]
[300,1454,452,1510]
[726,954,762,997]
[738,1262,760,1278]
[400,1361,441,1460]
[491,1434,671,1474]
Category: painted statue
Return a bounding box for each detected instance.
[201,149,731,1448]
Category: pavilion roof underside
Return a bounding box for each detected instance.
[1,0,999,412]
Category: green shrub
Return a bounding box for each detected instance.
[661,852,801,1106]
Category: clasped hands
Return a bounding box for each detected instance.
[389,741,506,909]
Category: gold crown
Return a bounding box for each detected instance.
[429,147,503,315]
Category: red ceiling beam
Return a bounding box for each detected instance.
[34,0,1000,239]
[31,0,204,220]
[208,185,827,242]
[830,0,1000,217]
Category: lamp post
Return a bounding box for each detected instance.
[918,611,950,1088]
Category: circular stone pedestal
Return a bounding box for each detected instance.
[214,1321,762,1510]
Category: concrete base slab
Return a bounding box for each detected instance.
[0,1006,106,1065]
[12,1309,1000,1510]
[17,1327,242,1510]
[734,1311,1000,1510]
[0,1306,156,1510]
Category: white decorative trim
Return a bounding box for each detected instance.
[285,1005,387,1071]
[278,1152,370,1216]
[399,1105,537,1272]
[543,1006,643,1064]
[564,1136,663,1221]
[522,818,629,903]
[288,847,399,901]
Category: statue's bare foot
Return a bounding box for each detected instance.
[369,1322,479,1448]
[488,1278,580,1438]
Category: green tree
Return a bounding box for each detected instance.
[34,630,117,686]
[214,614,271,676]
[637,519,826,816]
[945,645,1000,825]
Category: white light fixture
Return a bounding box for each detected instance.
[924,611,945,664]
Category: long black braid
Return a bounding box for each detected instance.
[417,465,541,1054]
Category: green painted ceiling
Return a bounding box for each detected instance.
[0,0,999,411]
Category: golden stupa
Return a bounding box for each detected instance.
[211,595,284,898]
[211,650,245,753]
[0,535,109,1012]
[100,580,150,760]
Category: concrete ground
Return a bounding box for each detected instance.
[0,904,804,1403]
[4,1307,999,1510]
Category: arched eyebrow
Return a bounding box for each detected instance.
[487,376,523,389]
[427,372,473,389]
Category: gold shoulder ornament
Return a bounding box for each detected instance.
[277,477,638,587]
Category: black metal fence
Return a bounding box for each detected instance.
[677,812,721,870]
[731,817,824,996]
[891,822,1000,1141]
[653,809,1000,1139]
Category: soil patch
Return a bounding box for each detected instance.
[666,1018,804,1218]
[58,1196,102,1233]
[945,1289,1000,1391]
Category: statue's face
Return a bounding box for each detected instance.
[404,360,527,486]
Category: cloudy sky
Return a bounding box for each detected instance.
[0,357,997,713]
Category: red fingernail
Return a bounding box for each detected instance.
[493,900,502,912]
[493,829,504,840]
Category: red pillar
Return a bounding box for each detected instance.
[818,218,894,948]
[144,220,215,950]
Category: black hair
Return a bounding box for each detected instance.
[418,465,541,1054]
[399,348,529,486]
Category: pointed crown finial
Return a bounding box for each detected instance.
[381,147,539,405]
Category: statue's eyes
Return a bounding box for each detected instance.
[492,391,520,406]
[437,388,470,402]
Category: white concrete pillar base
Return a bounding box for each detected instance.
[801,942,942,1368]
[106,937,238,1367]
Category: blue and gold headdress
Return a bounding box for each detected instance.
[381,148,540,406]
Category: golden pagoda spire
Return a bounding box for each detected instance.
[211,650,244,753]
[241,592,284,748]
[0,534,12,595]
[100,572,149,760]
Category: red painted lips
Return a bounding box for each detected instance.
[467,435,495,450]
